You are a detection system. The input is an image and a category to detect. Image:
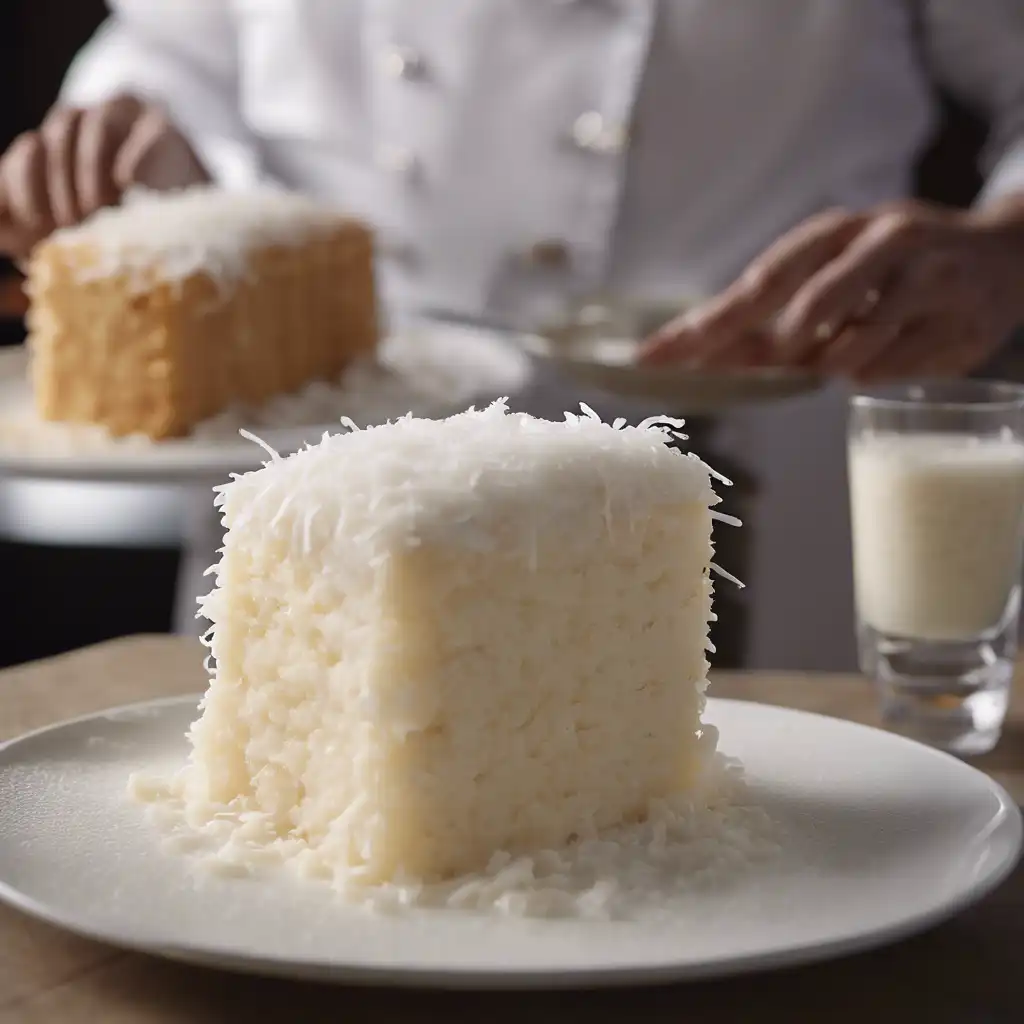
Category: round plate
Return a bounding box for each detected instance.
[516,298,823,415]
[0,695,1018,989]
[0,322,533,484]
[418,303,824,416]
[520,333,822,415]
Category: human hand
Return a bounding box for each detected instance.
[640,201,1024,381]
[0,95,209,260]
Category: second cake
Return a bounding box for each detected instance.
[25,186,378,440]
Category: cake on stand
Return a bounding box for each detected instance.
[0,315,821,658]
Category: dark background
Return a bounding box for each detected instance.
[0,2,180,668]
[0,1,990,668]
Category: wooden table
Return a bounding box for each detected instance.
[1,636,1022,1023]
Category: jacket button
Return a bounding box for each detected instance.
[570,111,629,154]
[525,240,571,269]
[380,45,428,81]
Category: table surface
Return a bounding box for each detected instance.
[1,635,1022,1023]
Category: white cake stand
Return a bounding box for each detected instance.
[0,319,820,635]
[0,322,538,633]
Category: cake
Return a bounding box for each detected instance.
[24,187,378,440]
[171,401,725,886]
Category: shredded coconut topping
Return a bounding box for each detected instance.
[44,185,354,287]
[210,400,722,573]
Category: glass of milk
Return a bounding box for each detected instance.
[849,381,1024,755]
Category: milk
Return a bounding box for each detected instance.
[849,433,1024,641]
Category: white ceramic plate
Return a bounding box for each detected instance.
[519,332,822,416]
[0,695,1018,989]
[508,298,824,415]
[0,322,533,484]
[420,303,824,416]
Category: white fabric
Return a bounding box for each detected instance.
[62,0,1024,326]
[58,0,1024,651]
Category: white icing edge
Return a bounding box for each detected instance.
[211,400,721,569]
[42,185,359,289]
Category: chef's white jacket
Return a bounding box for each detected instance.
[57,0,1024,667]
[62,0,1024,326]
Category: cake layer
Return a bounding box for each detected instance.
[186,402,721,884]
[25,188,378,439]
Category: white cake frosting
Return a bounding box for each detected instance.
[44,185,354,287]
[213,400,721,571]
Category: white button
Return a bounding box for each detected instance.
[380,45,428,81]
[570,111,628,154]
[524,240,571,269]
[374,145,421,181]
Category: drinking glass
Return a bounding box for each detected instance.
[848,380,1024,755]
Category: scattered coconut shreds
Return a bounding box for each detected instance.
[128,753,784,922]
[0,333,502,456]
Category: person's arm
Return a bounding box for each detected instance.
[61,3,261,191]
[642,0,1024,381]
[0,2,263,258]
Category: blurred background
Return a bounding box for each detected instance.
[0,1,180,666]
[0,1,995,671]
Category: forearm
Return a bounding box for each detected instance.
[61,14,262,190]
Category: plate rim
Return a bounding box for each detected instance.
[1,694,1020,990]
[516,337,824,409]
[0,323,534,484]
